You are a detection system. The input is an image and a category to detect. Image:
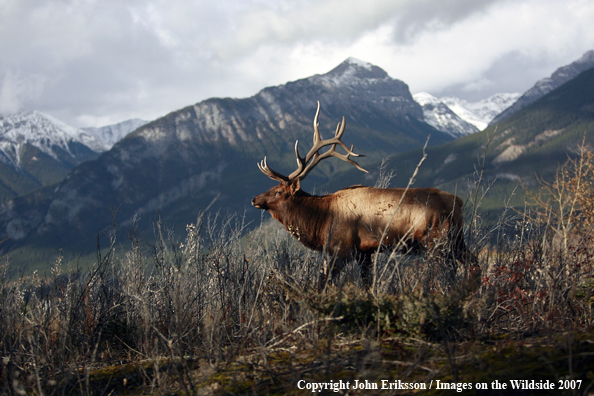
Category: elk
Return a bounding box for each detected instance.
[252,102,476,287]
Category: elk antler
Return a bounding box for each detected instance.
[257,101,368,184]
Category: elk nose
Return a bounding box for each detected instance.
[252,197,265,209]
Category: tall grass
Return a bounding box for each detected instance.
[1,147,593,394]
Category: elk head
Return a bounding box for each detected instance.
[251,178,303,211]
[252,102,368,210]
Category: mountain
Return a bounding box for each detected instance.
[83,118,149,150]
[0,58,454,267]
[413,92,520,136]
[441,93,521,130]
[490,49,594,125]
[0,111,104,202]
[0,113,148,204]
[413,92,479,137]
[356,66,594,215]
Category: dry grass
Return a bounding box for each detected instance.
[1,147,594,395]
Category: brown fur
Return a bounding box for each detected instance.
[252,178,475,286]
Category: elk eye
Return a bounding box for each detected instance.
[275,191,282,197]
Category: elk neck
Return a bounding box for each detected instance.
[272,193,334,250]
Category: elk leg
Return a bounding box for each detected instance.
[319,257,345,291]
[454,235,481,290]
[445,250,458,286]
[359,253,373,288]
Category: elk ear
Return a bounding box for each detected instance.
[290,178,301,195]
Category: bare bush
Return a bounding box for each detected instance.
[1,147,593,394]
[478,140,594,333]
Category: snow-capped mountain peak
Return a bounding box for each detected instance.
[440,93,520,130]
[345,57,374,70]
[413,92,442,106]
[414,92,521,135]
[0,111,104,167]
[490,49,594,125]
[0,111,148,170]
[83,118,148,150]
[413,92,479,137]
[318,57,391,87]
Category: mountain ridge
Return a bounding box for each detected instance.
[413,92,520,137]
[413,92,479,137]
[83,118,148,150]
[0,113,150,203]
[0,111,104,167]
[441,93,520,130]
[0,58,452,265]
[3,52,593,269]
[0,111,104,202]
[355,66,594,215]
[490,49,594,125]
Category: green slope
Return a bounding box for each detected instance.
[334,67,594,213]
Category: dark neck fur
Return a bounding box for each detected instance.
[275,194,332,250]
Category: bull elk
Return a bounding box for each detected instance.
[252,102,476,287]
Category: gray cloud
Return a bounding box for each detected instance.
[210,0,503,59]
[0,0,593,127]
[0,70,47,113]
[435,51,552,101]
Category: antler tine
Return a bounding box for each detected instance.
[257,101,367,184]
[286,140,306,180]
[298,143,368,181]
[294,140,304,167]
[293,103,368,181]
[312,101,322,145]
[334,117,345,138]
[257,156,290,184]
[330,148,368,173]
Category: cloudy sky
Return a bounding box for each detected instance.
[1,0,593,127]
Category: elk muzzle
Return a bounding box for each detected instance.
[251,195,267,210]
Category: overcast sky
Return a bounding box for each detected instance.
[1,0,593,127]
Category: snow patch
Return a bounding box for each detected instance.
[319,57,387,88]
[413,92,478,137]
[0,111,105,168]
[83,118,148,150]
[346,57,373,70]
[439,93,521,130]
[413,92,440,106]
